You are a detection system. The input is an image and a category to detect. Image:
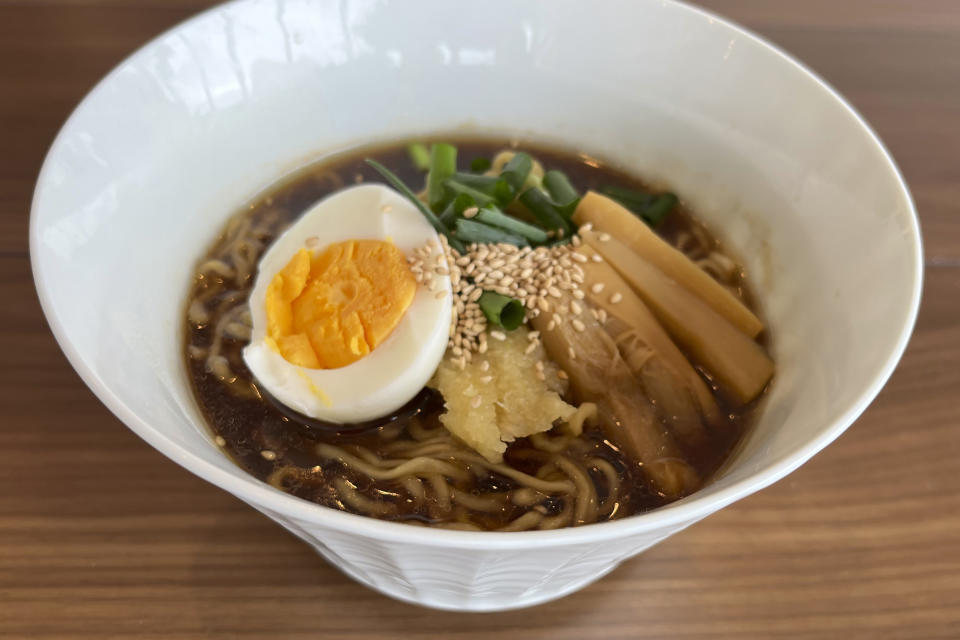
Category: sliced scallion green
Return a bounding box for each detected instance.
[640,193,678,227]
[427,143,457,212]
[470,156,492,173]
[599,185,676,227]
[599,185,656,210]
[454,218,528,247]
[473,206,549,245]
[499,152,533,194]
[444,179,497,208]
[438,193,475,227]
[407,143,430,172]
[364,158,465,254]
[542,170,580,216]
[478,291,525,330]
[450,173,513,206]
[518,188,573,236]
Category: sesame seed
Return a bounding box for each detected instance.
[547,320,556,331]
[580,223,593,232]
[598,309,608,324]
[409,231,608,365]
[480,375,493,384]
[524,341,538,354]
[490,330,507,341]
[434,290,447,299]
[568,346,577,360]
[572,319,586,332]
[591,283,605,294]
[535,360,544,371]
[598,233,611,242]
[471,395,483,408]
[536,370,546,381]
[557,370,568,380]
[214,436,226,447]
[591,254,604,263]
[305,236,320,248]
[261,450,277,461]
[528,331,540,340]
[610,292,623,304]
[463,207,479,219]
[480,360,490,371]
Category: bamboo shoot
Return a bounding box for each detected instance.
[576,243,721,438]
[580,229,774,404]
[574,192,764,337]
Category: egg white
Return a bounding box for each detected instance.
[242,184,452,423]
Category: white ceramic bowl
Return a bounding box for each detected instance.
[30,0,921,611]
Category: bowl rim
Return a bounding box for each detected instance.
[30,0,923,549]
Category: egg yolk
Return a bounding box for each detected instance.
[265,240,417,369]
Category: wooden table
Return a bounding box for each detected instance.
[2,1,958,637]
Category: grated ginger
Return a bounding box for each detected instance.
[431,329,576,463]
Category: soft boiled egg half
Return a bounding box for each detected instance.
[243,184,452,424]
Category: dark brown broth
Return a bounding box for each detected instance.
[184,139,761,528]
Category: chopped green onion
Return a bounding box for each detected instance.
[454,218,528,247]
[427,143,457,212]
[452,172,500,188]
[450,173,513,206]
[499,152,533,194]
[542,170,580,216]
[444,179,498,209]
[640,193,678,227]
[478,291,525,330]
[599,185,656,209]
[364,158,465,254]
[470,157,492,173]
[518,188,573,236]
[599,185,676,227]
[473,206,549,244]
[407,143,430,171]
[438,193,475,227]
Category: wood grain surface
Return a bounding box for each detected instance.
[2,1,958,638]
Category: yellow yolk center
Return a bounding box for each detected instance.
[265,239,417,369]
